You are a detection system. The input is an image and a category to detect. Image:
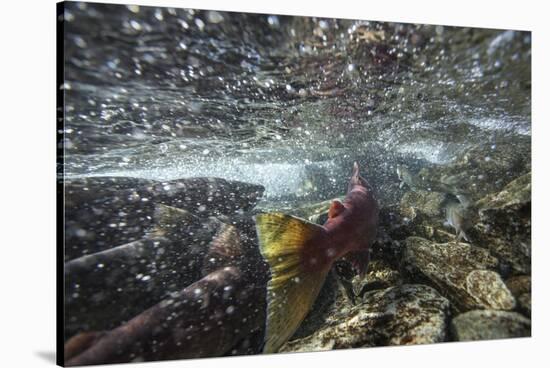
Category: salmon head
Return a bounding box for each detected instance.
[326,162,379,245]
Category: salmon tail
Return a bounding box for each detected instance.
[255,213,329,354]
[456,229,470,243]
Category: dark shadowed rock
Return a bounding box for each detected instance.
[450,310,531,341]
[475,173,531,275]
[505,275,531,317]
[281,284,450,352]
[63,176,265,260]
[401,237,514,312]
[352,259,403,297]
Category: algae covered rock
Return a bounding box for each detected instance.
[399,190,447,219]
[281,284,450,352]
[465,270,516,310]
[401,237,515,312]
[450,310,531,341]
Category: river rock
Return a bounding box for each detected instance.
[399,190,447,219]
[450,310,531,341]
[281,284,450,352]
[352,259,402,297]
[475,173,531,275]
[465,270,516,310]
[401,236,512,312]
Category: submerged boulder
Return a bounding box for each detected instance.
[450,310,531,341]
[281,284,450,352]
[401,237,517,312]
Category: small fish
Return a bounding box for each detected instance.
[396,164,420,190]
[444,198,472,242]
[255,162,379,353]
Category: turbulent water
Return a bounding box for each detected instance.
[61,3,531,207]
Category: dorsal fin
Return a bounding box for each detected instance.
[255,213,330,353]
[328,200,345,218]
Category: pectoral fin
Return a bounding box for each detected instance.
[328,200,345,218]
[201,223,242,275]
[152,204,201,238]
[255,213,329,353]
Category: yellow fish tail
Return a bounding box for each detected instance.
[255,213,329,353]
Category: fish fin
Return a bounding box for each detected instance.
[201,223,242,275]
[457,230,470,243]
[64,331,105,362]
[255,213,329,353]
[152,204,201,237]
[328,200,345,218]
[456,194,472,207]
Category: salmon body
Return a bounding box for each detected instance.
[255,162,379,353]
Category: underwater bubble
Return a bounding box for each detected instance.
[74,36,87,48]
[126,4,140,13]
[194,18,205,31]
[207,11,224,23]
[154,9,164,21]
[129,20,142,31]
[64,10,75,22]
[267,15,279,27]
[226,306,235,314]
